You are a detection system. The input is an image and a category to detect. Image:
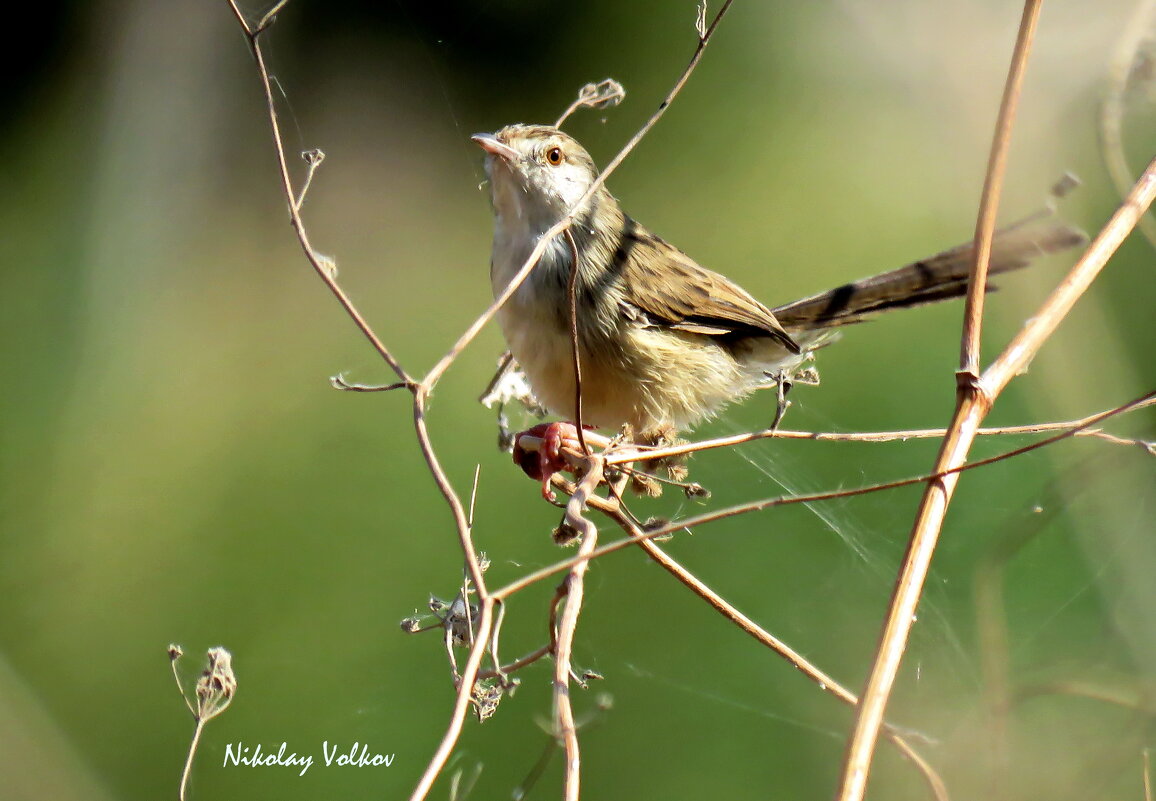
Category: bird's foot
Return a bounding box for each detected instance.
[512,421,594,502]
[770,369,794,431]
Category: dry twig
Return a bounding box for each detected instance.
[552,460,604,801]
[838,2,1156,796]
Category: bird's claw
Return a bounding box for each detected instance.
[770,369,793,431]
[511,421,592,501]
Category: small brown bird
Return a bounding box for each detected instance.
[473,124,1084,486]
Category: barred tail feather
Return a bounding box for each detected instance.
[771,213,1087,331]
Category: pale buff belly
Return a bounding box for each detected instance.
[498,301,755,434]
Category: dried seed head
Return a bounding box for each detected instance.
[579,78,626,110]
[168,643,184,661]
[665,461,689,483]
[684,482,711,499]
[195,647,236,721]
[642,517,674,542]
[400,616,423,633]
[630,472,662,498]
[647,424,679,448]
[441,596,479,647]
[552,520,581,546]
[471,679,505,722]
[794,365,821,387]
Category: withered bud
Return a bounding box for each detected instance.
[471,679,505,722]
[631,472,662,498]
[642,517,674,542]
[443,596,479,647]
[665,461,689,483]
[552,521,581,546]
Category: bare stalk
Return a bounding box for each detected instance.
[839,4,1040,794]
[837,36,1156,801]
[959,0,1044,377]
[224,0,412,388]
[565,229,588,453]
[983,154,1156,395]
[408,599,495,801]
[604,397,1156,464]
[620,518,949,801]
[494,390,1155,601]
[552,462,604,801]
[179,720,207,801]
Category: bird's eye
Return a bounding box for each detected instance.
[545,146,564,166]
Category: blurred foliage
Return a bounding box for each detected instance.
[0,1,1153,800]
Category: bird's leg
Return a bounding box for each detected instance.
[512,422,595,502]
[770,368,794,431]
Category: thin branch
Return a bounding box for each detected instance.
[476,644,552,681]
[255,0,291,33]
[838,41,1156,801]
[412,393,490,613]
[493,390,1155,601]
[617,516,949,801]
[330,375,413,392]
[1146,747,1153,801]
[514,470,948,798]
[959,0,1043,377]
[565,229,588,454]
[555,79,626,128]
[486,599,507,684]
[467,464,481,530]
[552,461,604,801]
[179,719,207,801]
[604,396,1156,465]
[983,152,1156,396]
[408,600,495,801]
[170,653,196,718]
[294,148,325,211]
[1013,680,1156,714]
[230,7,493,709]
[225,0,412,388]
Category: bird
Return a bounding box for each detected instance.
[472,123,1085,493]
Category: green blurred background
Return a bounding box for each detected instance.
[1,1,1154,799]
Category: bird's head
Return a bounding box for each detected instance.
[472,124,602,228]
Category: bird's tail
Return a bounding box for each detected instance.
[771,211,1087,331]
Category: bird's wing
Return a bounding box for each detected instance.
[618,220,801,354]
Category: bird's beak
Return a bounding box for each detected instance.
[471,132,520,162]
